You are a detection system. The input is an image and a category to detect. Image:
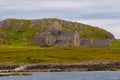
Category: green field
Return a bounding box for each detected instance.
[0,45,120,64]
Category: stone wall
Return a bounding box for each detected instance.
[92,40,111,47]
[80,39,111,47]
[80,39,92,46]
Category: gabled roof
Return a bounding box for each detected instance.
[35,31,78,39]
[55,40,68,45]
[59,31,77,37]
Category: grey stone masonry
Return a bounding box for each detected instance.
[80,39,111,47]
[34,30,80,47]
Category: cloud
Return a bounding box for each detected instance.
[1,0,120,20]
[0,0,120,38]
[1,0,120,14]
[0,2,89,11]
[0,0,120,12]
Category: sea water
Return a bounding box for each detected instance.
[0,71,120,80]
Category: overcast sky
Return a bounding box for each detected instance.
[0,0,120,38]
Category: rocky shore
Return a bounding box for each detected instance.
[0,61,120,72]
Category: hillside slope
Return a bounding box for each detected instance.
[0,18,115,45]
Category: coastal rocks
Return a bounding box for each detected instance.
[0,64,19,70]
[1,61,120,72]
[14,65,29,71]
[21,61,120,72]
[0,72,32,77]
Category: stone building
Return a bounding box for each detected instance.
[34,31,80,47]
[34,32,56,46]
[55,31,80,47]
[80,39,92,46]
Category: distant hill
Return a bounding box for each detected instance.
[0,18,115,45]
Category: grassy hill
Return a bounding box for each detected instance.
[0,18,115,45]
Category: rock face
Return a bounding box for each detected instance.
[0,18,115,45]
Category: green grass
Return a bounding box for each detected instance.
[111,41,120,47]
[0,45,120,64]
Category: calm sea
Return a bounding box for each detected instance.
[0,71,120,80]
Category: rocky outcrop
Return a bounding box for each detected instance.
[0,64,19,70]
[24,62,120,71]
[1,61,120,72]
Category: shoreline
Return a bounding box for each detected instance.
[0,61,120,72]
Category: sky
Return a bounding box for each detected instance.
[0,0,120,38]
